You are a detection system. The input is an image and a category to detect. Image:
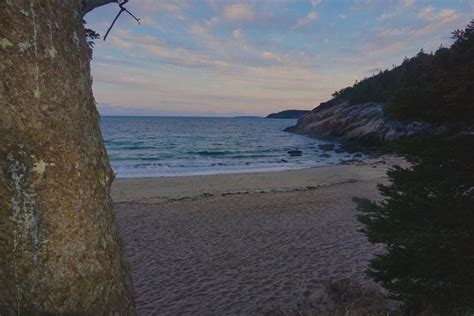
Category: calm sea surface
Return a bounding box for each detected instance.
[100,116,358,178]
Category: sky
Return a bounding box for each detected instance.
[85,0,474,117]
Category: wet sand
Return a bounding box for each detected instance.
[112,156,403,315]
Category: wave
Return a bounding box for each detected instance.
[118,146,158,150]
[227,154,274,159]
[110,157,164,162]
[195,150,232,157]
[100,116,360,178]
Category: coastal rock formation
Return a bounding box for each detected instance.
[285,101,431,145]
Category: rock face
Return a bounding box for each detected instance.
[285,101,431,145]
[266,110,310,119]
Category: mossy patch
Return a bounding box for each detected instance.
[33,88,41,99]
[0,37,13,49]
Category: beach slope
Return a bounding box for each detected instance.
[113,156,403,315]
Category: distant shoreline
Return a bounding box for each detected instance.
[100,115,267,118]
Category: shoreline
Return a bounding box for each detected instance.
[112,159,364,180]
[113,163,322,179]
[112,152,379,180]
[112,155,405,314]
[112,154,404,204]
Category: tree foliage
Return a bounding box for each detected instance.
[356,135,474,313]
[332,20,474,125]
[355,20,474,314]
[83,20,100,49]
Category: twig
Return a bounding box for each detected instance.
[103,0,140,41]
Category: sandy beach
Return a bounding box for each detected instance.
[112,156,404,315]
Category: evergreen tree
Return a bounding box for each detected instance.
[355,20,474,314]
[355,135,474,313]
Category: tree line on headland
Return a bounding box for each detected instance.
[332,21,473,126]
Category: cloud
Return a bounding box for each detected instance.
[418,5,456,22]
[260,51,282,62]
[205,16,219,28]
[130,0,188,20]
[401,0,415,9]
[418,5,435,20]
[360,7,462,60]
[86,0,472,116]
[351,0,376,9]
[233,28,243,39]
[190,23,207,37]
[92,24,342,116]
[377,0,415,21]
[294,11,318,28]
[223,3,255,21]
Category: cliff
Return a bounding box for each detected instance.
[285,101,431,146]
[266,110,310,119]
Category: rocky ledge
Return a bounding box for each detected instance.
[285,101,431,146]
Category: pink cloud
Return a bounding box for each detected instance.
[223,3,255,21]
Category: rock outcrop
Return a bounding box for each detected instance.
[285,101,431,146]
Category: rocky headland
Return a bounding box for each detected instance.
[285,101,432,146]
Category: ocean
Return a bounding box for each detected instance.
[100,116,359,178]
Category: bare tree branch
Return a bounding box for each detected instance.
[82,0,117,16]
[103,0,140,41]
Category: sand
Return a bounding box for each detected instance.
[112,156,404,315]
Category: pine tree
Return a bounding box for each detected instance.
[355,135,474,313]
[355,20,474,314]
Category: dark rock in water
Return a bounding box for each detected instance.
[281,159,288,163]
[319,153,331,158]
[345,158,364,164]
[318,143,335,151]
[287,150,303,156]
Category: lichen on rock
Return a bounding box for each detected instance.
[18,42,31,53]
[0,38,14,49]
